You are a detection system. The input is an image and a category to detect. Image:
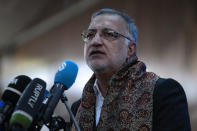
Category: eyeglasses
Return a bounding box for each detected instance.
[81,28,132,43]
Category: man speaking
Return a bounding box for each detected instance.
[72,8,191,131]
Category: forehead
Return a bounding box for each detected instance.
[88,14,127,32]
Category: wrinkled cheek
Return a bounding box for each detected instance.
[112,53,127,66]
[85,56,90,66]
[84,47,88,61]
[85,56,96,69]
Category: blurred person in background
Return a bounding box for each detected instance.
[71,8,191,131]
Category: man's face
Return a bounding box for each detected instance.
[84,14,130,73]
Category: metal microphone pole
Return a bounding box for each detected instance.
[61,93,80,131]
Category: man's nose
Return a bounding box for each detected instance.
[89,32,103,46]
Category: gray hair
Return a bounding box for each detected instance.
[91,8,138,44]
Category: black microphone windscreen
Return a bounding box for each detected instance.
[2,75,32,105]
[9,78,46,130]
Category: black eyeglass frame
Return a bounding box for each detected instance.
[81,28,132,43]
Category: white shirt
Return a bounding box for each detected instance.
[93,79,104,126]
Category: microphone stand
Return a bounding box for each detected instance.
[61,93,80,131]
[50,116,66,131]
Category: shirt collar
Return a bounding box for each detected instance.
[93,79,103,98]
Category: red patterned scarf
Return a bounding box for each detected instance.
[72,56,159,131]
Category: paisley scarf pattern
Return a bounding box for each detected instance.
[72,56,159,131]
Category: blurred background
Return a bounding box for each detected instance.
[0,0,196,130]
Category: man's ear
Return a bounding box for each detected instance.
[128,42,136,56]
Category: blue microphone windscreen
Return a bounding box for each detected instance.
[54,61,78,89]
[44,90,49,96]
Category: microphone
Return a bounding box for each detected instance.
[42,60,78,124]
[0,75,31,124]
[28,89,50,130]
[9,78,46,131]
[0,100,5,130]
[0,100,4,109]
